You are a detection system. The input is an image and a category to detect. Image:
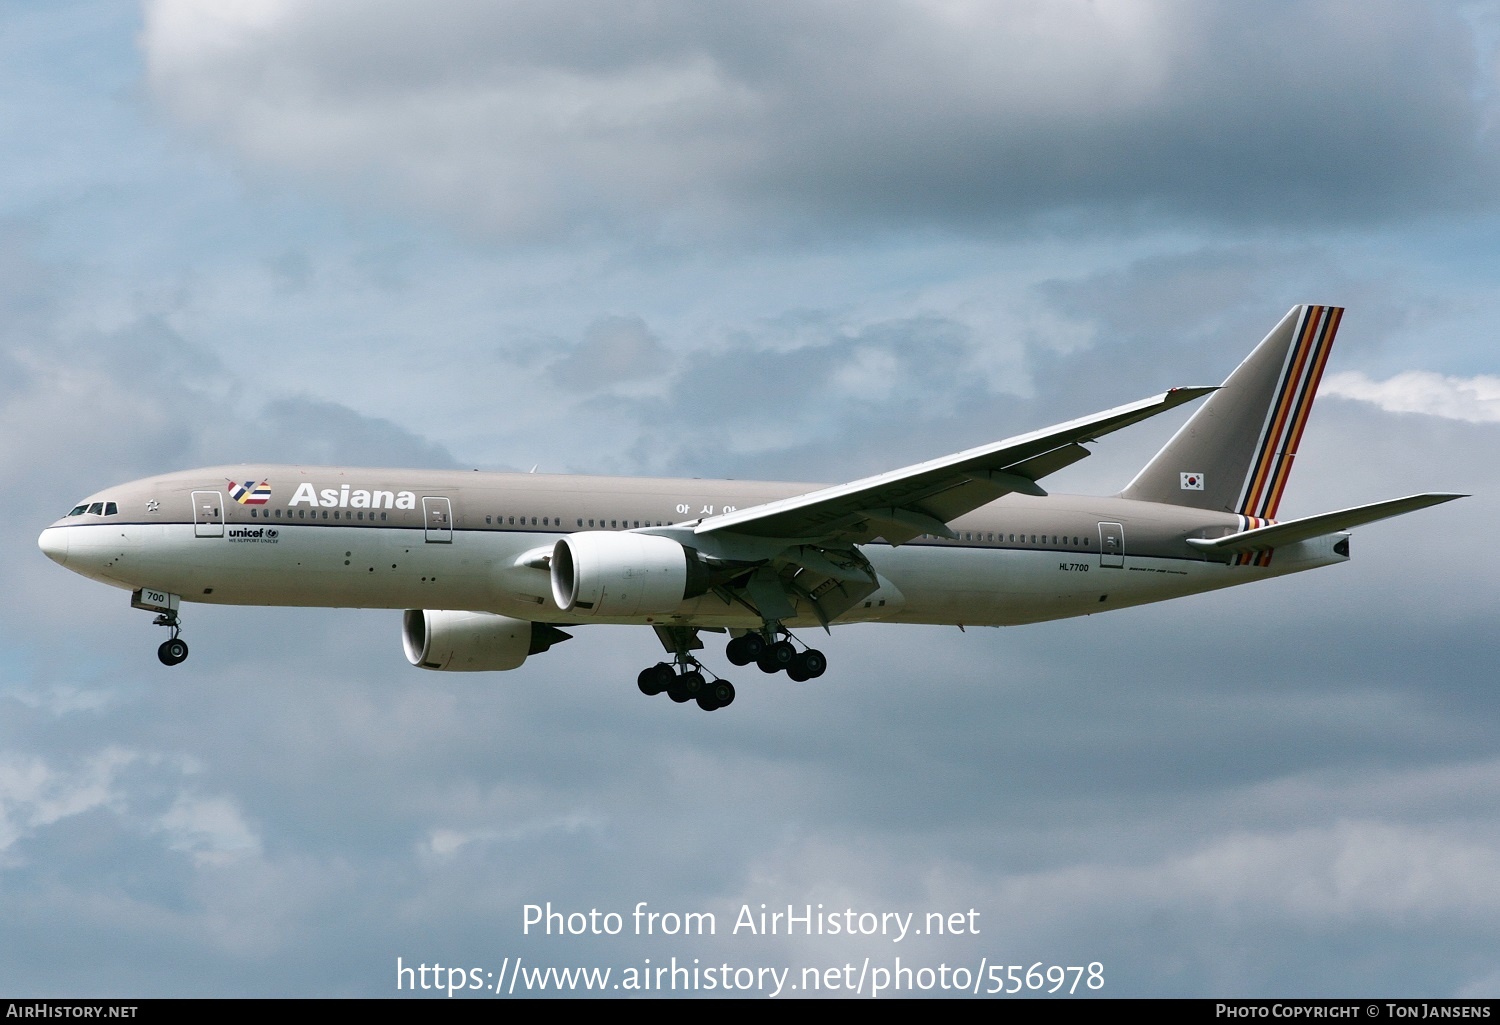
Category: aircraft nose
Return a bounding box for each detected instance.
[38,526,69,566]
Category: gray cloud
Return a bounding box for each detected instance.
[142,1,1500,242]
[8,293,1496,995]
[546,314,672,393]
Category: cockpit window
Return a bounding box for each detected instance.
[67,501,118,517]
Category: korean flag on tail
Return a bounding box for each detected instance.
[1180,472,1205,491]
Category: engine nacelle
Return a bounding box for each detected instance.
[402,610,570,671]
[551,531,709,617]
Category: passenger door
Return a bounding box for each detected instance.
[423,497,453,543]
[1098,522,1124,568]
[192,491,224,538]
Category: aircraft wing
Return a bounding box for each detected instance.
[695,387,1215,546]
[1186,493,1467,555]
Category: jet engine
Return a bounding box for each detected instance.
[550,531,710,617]
[402,610,571,671]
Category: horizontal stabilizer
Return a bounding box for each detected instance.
[1186,493,1466,554]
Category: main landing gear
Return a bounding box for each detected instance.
[637,660,736,712]
[725,630,827,682]
[154,610,189,666]
[634,623,827,712]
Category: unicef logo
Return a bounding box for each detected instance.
[265,528,279,540]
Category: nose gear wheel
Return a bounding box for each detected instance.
[151,610,189,666]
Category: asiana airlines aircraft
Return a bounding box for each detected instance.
[39,306,1462,711]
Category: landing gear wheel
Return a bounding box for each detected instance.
[638,662,673,696]
[727,634,765,665]
[769,640,796,670]
[696,679,735,710]
[157,638,189,666]
[150,608,187,666]
[786,662,809,682]
[668,669,705,703]
[795,648,827,679]
[725,635,753,665]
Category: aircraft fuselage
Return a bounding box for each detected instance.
[38,464,1345,630]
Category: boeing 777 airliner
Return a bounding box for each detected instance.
[38,306,1463,710]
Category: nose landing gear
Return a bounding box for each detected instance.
[132,588,189,666]
[153,610,188,666]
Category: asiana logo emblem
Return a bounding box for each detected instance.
[227,479,272,505]
[289,482,417,510]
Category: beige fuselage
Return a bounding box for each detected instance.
[39,464,1347,630]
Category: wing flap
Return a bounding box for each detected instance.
[1005,442,1092,482]
[1186,493,1466,554]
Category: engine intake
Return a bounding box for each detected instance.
[551,532,709,617]
[402,610,571,671]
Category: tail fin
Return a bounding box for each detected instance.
[1120,304,1342,516]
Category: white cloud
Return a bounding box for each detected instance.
[1322,370,1500,423]
[157,795,262,866]
[423,811,606,859]
[0,749,136,856]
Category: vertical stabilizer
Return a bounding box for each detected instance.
[1120,305,1342,517]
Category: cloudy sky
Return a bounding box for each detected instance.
[3,0,1497,998]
